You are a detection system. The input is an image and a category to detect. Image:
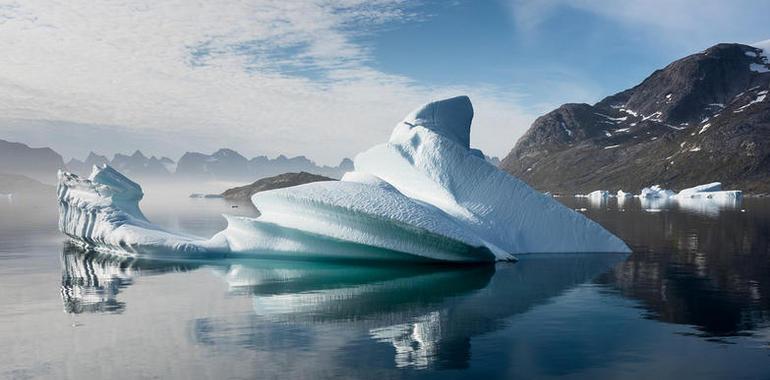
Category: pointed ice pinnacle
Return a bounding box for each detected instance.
[401,95,474,149]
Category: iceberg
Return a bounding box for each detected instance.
[616,190,632,208]
[57,96,630,263]
[639,185,675,199]
[672,182,742,216]
[633,182,742,215]
[638,185,676,210]
[674,182,741,200]
[586,190,610,208]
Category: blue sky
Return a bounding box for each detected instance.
[0,0,768,164]
[370,0,770,111]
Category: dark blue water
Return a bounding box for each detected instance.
[1,193,769,379]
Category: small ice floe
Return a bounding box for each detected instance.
[586,190,610,208]
[639,185,676,210]
[616,190,633,207]
[640,185,675,199]
[616,190,633,198]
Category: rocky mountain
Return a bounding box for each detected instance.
[176,149,352,181]
[66,152,109,176]
[3,139,351,184]
[110,151,175,179]
[501,42,770,193]
[0,139,64,184]
[65,150,175,179]
[221,172,335,203]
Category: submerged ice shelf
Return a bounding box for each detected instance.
[57,96,631,263]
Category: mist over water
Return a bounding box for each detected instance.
[1,192,770,378]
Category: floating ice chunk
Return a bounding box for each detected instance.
[672,182,743,216]
[587,190,609,199]
[639,185,675,210]
[616,190,632,208]
[673,183,742,216]
[640,185,675,199]
[634,182,743,216]
[57,96,631,263]
[586,190,610,208]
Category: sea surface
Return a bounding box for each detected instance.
[1,191,769,379]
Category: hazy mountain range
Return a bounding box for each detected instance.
[0,140,354,185]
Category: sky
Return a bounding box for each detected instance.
[0,0,769,165]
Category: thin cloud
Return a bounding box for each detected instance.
[0,0,536,164]
[507,0,770,50]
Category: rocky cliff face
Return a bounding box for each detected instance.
[221,172,335,203]
[501,43,770,193]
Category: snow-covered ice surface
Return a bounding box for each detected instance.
[57,96,631,263]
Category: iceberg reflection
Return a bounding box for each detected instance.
[60,243,202,314]
[59,246,624,370]
[196,254,624,370]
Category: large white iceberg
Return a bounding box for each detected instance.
[57,96,630,263]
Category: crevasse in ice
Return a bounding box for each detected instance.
[57,96,631,262]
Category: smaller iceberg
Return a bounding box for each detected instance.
[616,190,632,208]
[673,182,742,216]
[586,190,610,208]
[57,96,631,263]
[639,185,675,199]
[635,182,742,215]
[639,185,676,210]
[674,182,741,200]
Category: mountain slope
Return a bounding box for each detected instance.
[0,139,64,184]
[501,43,770,193]
[0,173,55,196]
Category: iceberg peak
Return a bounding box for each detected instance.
[399,95,473,149]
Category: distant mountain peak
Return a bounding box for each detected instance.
[502,42,770,193]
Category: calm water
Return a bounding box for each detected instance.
[1,192,769,379]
